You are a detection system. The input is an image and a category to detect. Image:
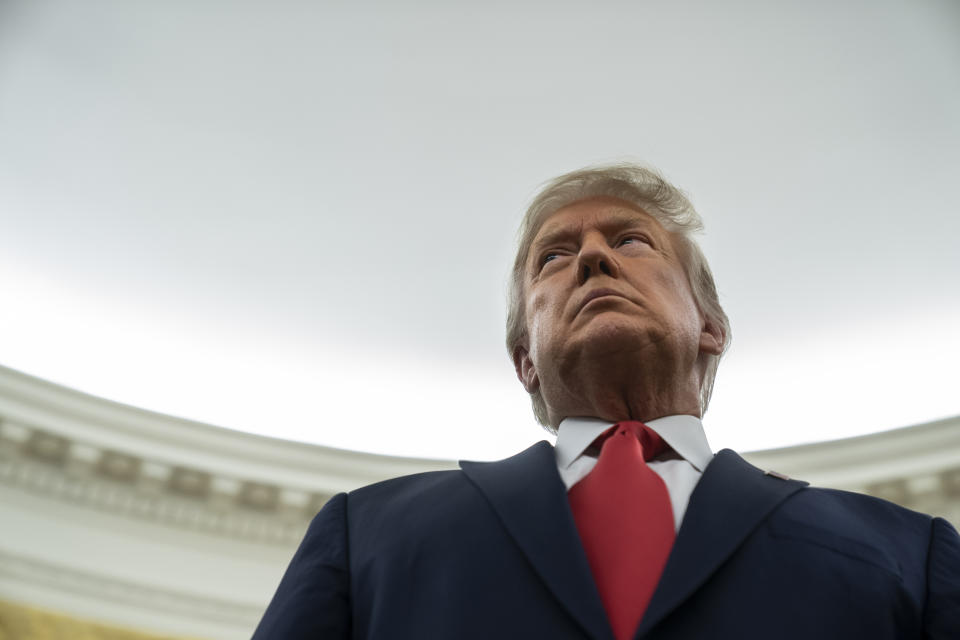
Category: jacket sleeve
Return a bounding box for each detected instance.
[251,492,351,639]
[924,516,960,639]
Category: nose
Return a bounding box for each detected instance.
[576,236,621,285]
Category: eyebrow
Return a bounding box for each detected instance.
[530,211,660,255]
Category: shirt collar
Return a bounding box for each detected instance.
[555,415,713,472]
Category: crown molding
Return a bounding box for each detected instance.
[2,364,958,537]
[0,364,456,494]
[1,363,957,640]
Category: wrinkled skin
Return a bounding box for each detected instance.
[512,197,724,427]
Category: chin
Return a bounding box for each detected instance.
[571,316,665,358]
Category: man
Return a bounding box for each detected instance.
[253,164,959,639]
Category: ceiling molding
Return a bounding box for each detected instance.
[1,363,957,640]
[2,364,959,536]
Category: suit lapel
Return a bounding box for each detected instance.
[460,441,613,640]
[635,449,809,637]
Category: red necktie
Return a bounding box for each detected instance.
[568,421,675,640]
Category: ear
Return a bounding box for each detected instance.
[512,345,540,394]
[699,318,725,357]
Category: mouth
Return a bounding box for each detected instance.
[578,288,628,313]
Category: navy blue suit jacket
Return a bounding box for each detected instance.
[253,442,960,639]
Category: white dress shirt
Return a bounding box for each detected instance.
[554,415,714,531]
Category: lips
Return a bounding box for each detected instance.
[578,288,628,312]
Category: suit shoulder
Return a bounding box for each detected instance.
[349,467,466,503]
[344,467,481,525]
[796,485,934,526]
[772,484,936,560]
[345,440,554,510]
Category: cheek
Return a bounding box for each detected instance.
[525,286,550,320]
[667,276,704,333]
[524,291,561,357]
[648,268,700,324]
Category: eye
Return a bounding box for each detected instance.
[537,250,567,272]
[539,253,559,271]
[617,234,651,248]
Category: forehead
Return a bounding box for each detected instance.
[530,197,665,247]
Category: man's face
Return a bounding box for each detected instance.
[513,197,720,422]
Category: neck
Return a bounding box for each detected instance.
[543,360,704,427]
[550,384,700,426]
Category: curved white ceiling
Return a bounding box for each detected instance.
[1,0,958,459]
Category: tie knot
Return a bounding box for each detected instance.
[604,421,668,462]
